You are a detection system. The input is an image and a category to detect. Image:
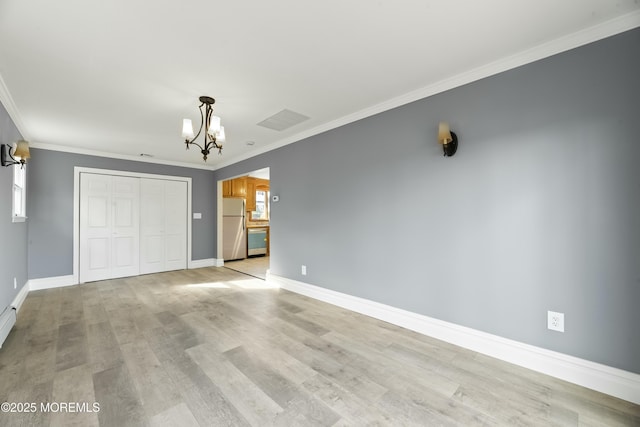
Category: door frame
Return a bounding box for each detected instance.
[216,168,270,267]
[73,166,192,284]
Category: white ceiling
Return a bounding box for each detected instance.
[1,1,639,170]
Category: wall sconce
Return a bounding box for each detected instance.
[438,122,458,157]
[1,140,31,168]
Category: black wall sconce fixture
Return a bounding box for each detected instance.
[438,122,458,157]
[1,140,31,168]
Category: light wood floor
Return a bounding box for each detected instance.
[0,268,638,426]
[224,256,269,280]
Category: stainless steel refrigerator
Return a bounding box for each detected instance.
[223,198,246,261]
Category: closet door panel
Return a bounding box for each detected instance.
[110,176,140,279]
[80,174,112,282]
[164,180,187,271]
[140,179,165,274]
[140,179,187,274]
[87,238,109,270]
[80,174,139,282]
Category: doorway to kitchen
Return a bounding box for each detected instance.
[218,167,270,280]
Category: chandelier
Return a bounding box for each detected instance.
[182,96,226,161]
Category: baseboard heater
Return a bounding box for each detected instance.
[0,306,17,348]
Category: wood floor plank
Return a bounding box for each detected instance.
[19,324,59,388]
[92,363,147,427]
[107,307,142,346]
[83,300,110,326]
[0,324,30,398]
[224,345,341,426]
[120,339,183,419]
[251,317,390,402]
[301,373,391,425]
[58,286,85,326]
[50,364,100,427]
[86,321,124,373]
[180,311,242,352]
[3,379,53,427]
[55,321,88,372]
[144,327,251,427]
[148,402,200,427]
[323,330,461,399]
[186,342,284,426]
[29,288,63,335]
[219,319,320,386]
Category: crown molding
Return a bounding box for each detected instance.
[0,74,30,141]
[215,10,640,170]
[29,142,216,171]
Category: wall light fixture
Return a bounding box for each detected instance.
[438,122,458,157]
[1,140,30,168]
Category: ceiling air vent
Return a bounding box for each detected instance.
[257,109,310,131]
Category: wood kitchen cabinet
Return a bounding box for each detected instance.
[222,180,232,197]
[223,177,247,198]
[231,177,246,198]
[245,178,256,211]
[254,178,269,191]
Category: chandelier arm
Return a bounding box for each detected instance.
[187,101,207,144]
[203,103,221,150]
[188,140,205,151]
[205,103,215,136]
[206,136,221,151]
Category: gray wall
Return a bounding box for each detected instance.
[214,29,640,374]
[0,102,26,313]
[26,149,216,279]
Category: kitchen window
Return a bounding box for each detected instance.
[252,190,269,221]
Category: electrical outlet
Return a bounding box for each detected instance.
[301,265,307,275]
[547,311,565,332]
[14,277,17,289]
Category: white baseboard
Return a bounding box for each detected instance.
[268,274,640,405]
[188,258,223,269]
[11,282,30,312]
[28,275,76,291]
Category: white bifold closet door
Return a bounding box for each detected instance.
[79,174,140,283]
[80,173,188,283]
[140,178,188,274]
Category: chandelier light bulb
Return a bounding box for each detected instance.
[182,119,194,139]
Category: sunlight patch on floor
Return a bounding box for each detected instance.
[230,279,278,290]
[186,282,231,289]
